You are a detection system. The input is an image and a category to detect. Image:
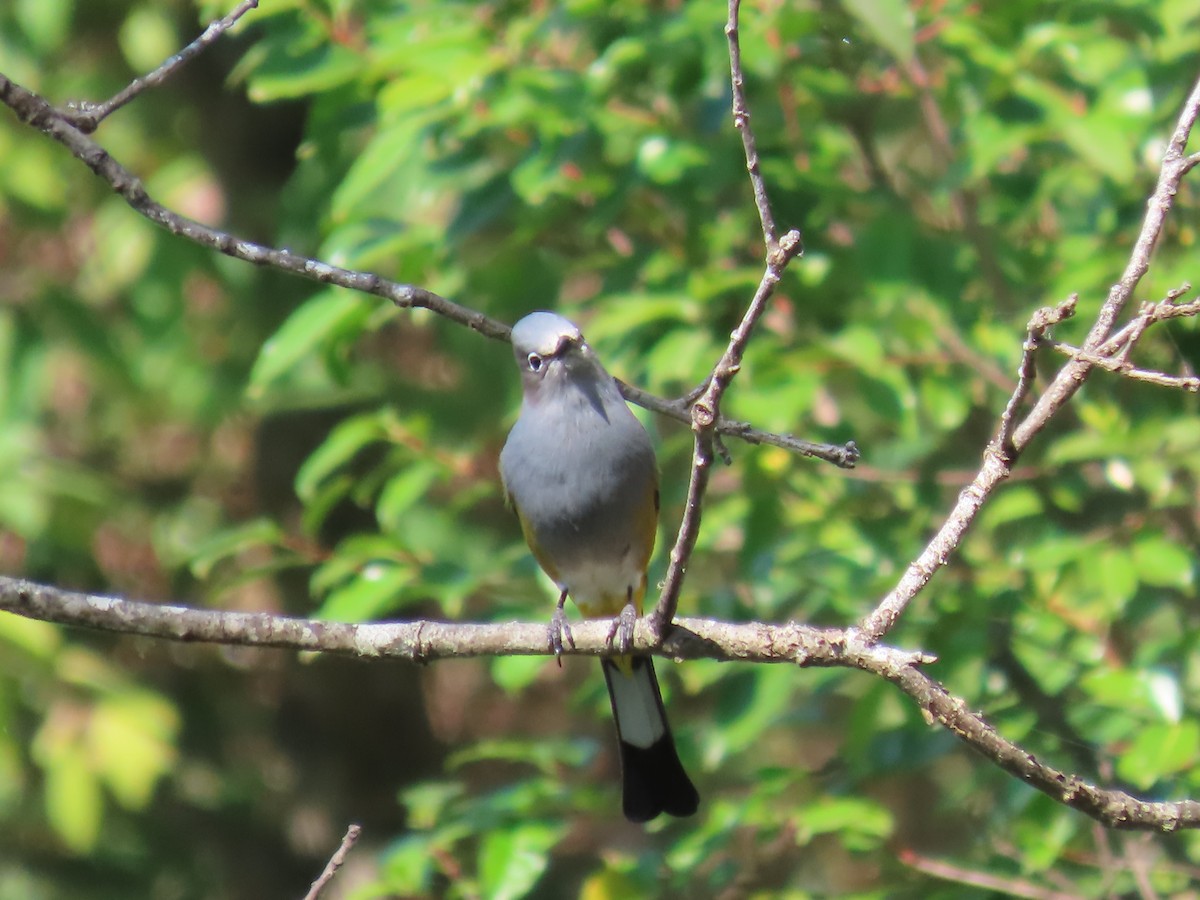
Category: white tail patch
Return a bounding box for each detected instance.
[608,663,667,749]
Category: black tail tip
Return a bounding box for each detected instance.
[620,737,700,823]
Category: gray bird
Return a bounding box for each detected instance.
[499,311,699,822]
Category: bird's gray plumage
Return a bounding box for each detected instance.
[499,310,698,822]
[500,312,658,612]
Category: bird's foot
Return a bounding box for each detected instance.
[548,603,575,666]
[606,600,638,655]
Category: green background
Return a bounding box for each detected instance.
[2,0,1200,896]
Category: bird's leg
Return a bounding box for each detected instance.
[548,588,575,666]
[605,586,639,655]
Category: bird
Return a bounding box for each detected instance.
[498,310,699,823]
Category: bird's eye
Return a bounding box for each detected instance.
[526,352,543,372]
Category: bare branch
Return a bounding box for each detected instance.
[994,295,1079,455]
[899,849,1081,900]
[62,0,261,133]
[1046,340,1200,392]
[650,230,805,634]
[1011,73,1200,454]
[649,0,807,635]
[302,824,362,900]
[1093,290,1200,359]
[885,660,1200,831]
[859,69,1200,643]
[618,379,859,469]
[856,448,1008,639]
[0,74,502,340]
[0,575,879,666]
[725,0,778,247]
[5,574,1200,831]
[0,71,851,468]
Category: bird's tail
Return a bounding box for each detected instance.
[602,656,699,822]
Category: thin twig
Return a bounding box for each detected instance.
[1046,341,1200,392]
[855,448,1008,639]
[0,74,500,339]
[618,379,859,468]
[1083,80,1200,348]
[62,0,260,133]
[899,850,1080,900]
[725,0,778,247]
[650,232,805,635]
[302,824,362,900]
[1092,290,1200,359]
[648,0,806,634]
[994,294,1078,455]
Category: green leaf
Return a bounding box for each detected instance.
[841,0,915,64]
[313,561,414,621]
[401,781,464,831]
[477,821,562,900]
[42,744,103,853]
[0,613,61,660]
[490,655,548,695]
[918,372,971,431]
[979,485,1043,529]
[246,41,365,102]
[1132,535,1194,589]
[709,667,798,761]
[16,0,73,54]
[377,833,438,894]
[248,292,374,392]
[187,518,285,579]
[794,796,894,850]
[88,692,179,809]
[634,136,709,185]
[376,463,441,532]
[449,738,589,775]
[1117,721,1200,789]
[295,412,389,502]
[117,6,177,73]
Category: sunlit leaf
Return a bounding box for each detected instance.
[1118,721,1200,789]
[477,821,562,900]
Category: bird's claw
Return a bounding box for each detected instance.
[548,605,575,666]
[606,601,638,655]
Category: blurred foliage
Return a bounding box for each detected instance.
[2,0,1200,897]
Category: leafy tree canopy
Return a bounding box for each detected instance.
[1,0,1199,896]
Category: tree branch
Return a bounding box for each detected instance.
[302,823,361,900]
[994,295,1079,455]
[649,0,805,635]
[618,378,857,468]
[899,849,1080,900]
[1046,340,1200,392]
[725,0,778,246]
[61,0,260,133]
[857,70,1200,643]
[4,574,1199,831]
[0,69,851,468]
[1012,73,1200,452]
